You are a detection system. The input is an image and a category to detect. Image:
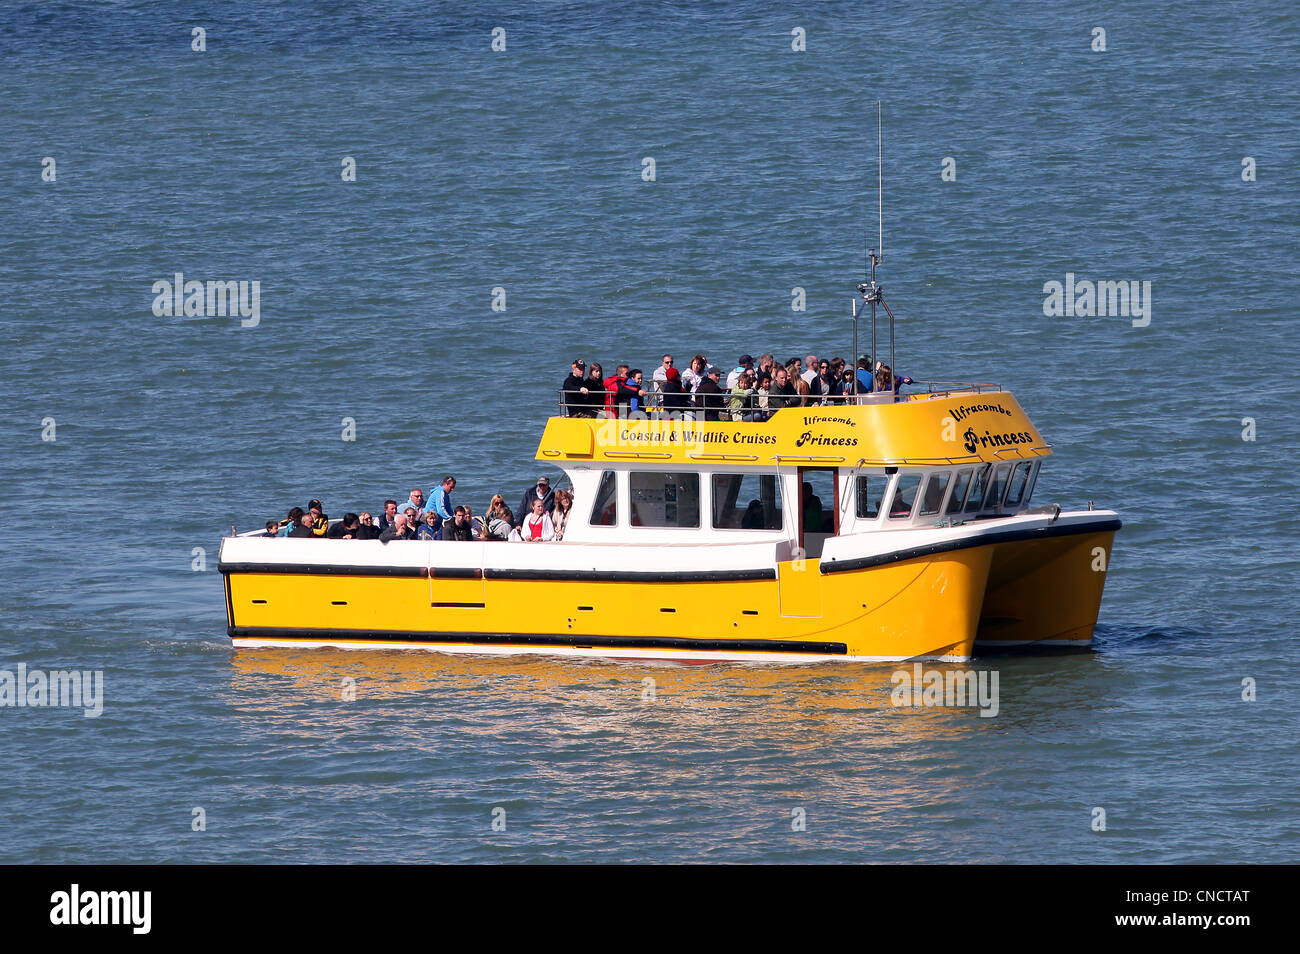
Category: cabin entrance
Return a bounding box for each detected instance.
[796,467,839,560]
[778,467,837,618]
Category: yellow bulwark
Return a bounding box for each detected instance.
[537,391,1050,467]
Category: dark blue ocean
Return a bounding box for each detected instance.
[1,1,1297,863]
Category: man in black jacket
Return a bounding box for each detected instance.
[767,366,798,412]
[562,359,594,416]
[693,366,726,421]
[327,513,362,539]
[516,476,555,528]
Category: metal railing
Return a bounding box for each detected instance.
[556,381,1002,417]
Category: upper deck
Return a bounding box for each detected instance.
[536,386,1050,469]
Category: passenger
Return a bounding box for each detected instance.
[792,375,811,408]
[379,513,416,542]
[829,358,848,397]
[308,500,329,536]
[755,372,772,420]
[757,354,775,381]
[355,512,381,539]
[443,506,474,542]
[729,371,756,421]
[289,510,316,538]
[802,482,824,533]
[767,366,797,411]
[726,354,754,390]
[263,520,280,537]
[741,500,766,529]
[521,498,556,542]
[417,510,441,540]
[651,354,674,409]
[855,356,874,394]
[325,513,359,539]
[623,368,650,414]
[602,364,629,417]
[488,507,514,541]
[660,365,688,413]
[802,354,819,386]
[681,354,706,394]
[399,488,426,517]
[694,365,726,421]
[562,359,594,417]
[552,489,573,540]
[786,357,803,381]
[812,360,836,404]
[277,507,304,537]
[428,476,456,537]
[516,476,554,528]
[874,362,914,395]
[377,500,400,531]
[584,363,607,415]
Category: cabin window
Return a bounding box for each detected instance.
[945,469,973,515]
[984,464,1011,510]
[918,471,952,516]
[856,475,888,520]
[630,472,700,528]
[1004,462,1033,508]
[963,465,991,514]
[590,470,618,526]
[887,474,922,520]
[712,473,783,530]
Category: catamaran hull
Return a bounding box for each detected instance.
[221,514,1118,663]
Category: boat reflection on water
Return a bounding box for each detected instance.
[225,647,1107,755]
[220,648,1116,861]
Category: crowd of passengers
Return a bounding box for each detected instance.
[264,476,574,543]
[561,352,912,420]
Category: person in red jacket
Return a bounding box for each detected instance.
[603,364,629,417]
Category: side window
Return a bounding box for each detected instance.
[590,470,618,526]
[918,471,952,516]
[1004,462,1033,509]
[630,472,701,528]
[856,475,888,520]
[945,469,972,515]
[1023,462,1040,506]
[887,474,922,520]
[712,473,782,530]
[964,465,990,514]
[984,464,1011,511]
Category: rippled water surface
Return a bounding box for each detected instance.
[1,1,1297,863]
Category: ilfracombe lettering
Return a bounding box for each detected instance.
[949,402,1012,423]
[803,415,856,427]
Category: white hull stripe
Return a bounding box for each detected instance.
[231,637,970,664]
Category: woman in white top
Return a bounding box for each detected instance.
[520,498,555,542]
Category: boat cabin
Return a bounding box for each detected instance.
[539,388,1049,556]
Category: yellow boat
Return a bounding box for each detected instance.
[219,386,1119,662]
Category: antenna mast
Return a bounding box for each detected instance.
[854,102,898,399]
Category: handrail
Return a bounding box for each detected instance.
[556,381,1002,416]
